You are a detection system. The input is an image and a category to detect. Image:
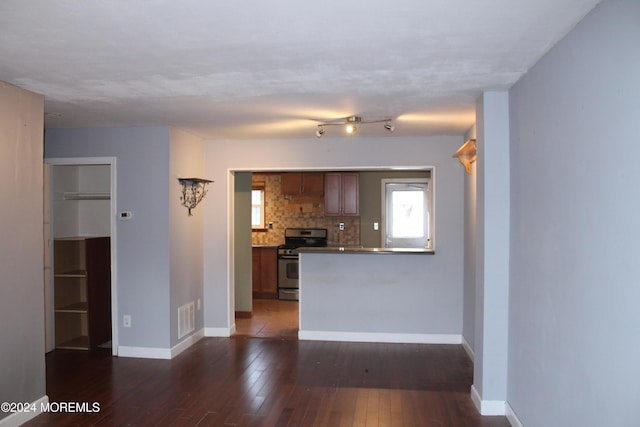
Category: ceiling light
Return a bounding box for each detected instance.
[312,115,394,137]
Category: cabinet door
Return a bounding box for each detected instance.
[259,247,278,296]
[281,173,302,195]
[302,173,324,196]
[252,247,278,298]
[324,173,342,216]
[341,173,359,216]
[252,248,262,293]
[324,172,359,216]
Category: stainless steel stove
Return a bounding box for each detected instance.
[277,228,328,300]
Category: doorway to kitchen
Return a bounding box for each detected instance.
[44,157,118,355]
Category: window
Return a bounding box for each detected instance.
[251,183,266,230]
[381,178,433,249]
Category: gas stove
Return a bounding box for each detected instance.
[277,228,327,300]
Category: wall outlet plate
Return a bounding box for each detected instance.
[339,222,345,231]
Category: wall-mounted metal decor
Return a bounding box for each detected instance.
[177,178,213,216]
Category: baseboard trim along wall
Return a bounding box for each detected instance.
[462,335,474,361]
[0,395,48,427]
[506,402,524,427]
[470,384,506,416]
[298,331,462,344]
[204,326,233,337]
[119,328,204,360]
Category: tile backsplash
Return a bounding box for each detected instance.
[251,173,360,247]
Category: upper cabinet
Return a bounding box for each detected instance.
[324,172,359,216]
[281,172,324,197]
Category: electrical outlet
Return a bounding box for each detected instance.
[374,222,379,230]
[339,222,345,231]
[123,315,131,328]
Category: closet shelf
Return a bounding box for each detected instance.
[62,192,110,201]
[55,302,88,313]
[54,269,87,278]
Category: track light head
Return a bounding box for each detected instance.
[384,123,395,132]
[316,127,325,138]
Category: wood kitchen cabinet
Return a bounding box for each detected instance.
[54,237,111,350]
[252,246,278,299]
[281,172,324,197]
[324,172,359,216]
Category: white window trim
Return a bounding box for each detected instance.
[380,176,434,249]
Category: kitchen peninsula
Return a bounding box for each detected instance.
[297,248,461,345]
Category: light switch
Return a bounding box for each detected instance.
[374,222,379,230]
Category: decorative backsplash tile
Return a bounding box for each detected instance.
[252,173,360,247]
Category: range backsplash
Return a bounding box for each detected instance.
[251,173,360,247]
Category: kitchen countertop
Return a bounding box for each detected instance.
[298,246,435,254]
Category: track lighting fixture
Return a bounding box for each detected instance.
[312,115,395,137]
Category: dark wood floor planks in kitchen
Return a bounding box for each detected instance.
[24,337,510,427]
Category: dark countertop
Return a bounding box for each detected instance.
[298,246,435,255]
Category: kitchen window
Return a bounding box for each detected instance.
[251,183,266,230]
[381,178,433,249]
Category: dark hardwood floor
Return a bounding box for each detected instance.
[25,337,510,427]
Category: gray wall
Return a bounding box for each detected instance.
[46,127,172,349]
[234,171,253,313]
[473,92,511,405]
[507,0,640,425]
[300,252,461,336]
[462,126,477,352]
[169,128,205,346]
[0,82,45,420]
[203,135,465,334]
[359,170,431,248]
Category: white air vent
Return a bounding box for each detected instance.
[178,301,195,340]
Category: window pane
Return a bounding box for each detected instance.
[391,190,424,238]
[251,189,265,228]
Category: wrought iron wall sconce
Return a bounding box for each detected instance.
[177,178,213,216]
[453,139,477,174]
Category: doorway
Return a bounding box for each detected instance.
[44,157,118,355]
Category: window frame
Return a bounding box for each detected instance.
[380,177,434,249]
[251,182,267,231]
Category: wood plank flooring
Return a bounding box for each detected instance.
[234,300,299,339]
[24,302,510,426]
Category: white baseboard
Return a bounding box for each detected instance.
[470,384,506,416]
[118,345,172,359]
[298,330,462,344]
[0,395,48,427]
[119,328,204,360]
[170,328,204,358]
[462,335,474,361]
[204,326,233,337]
[506,402,524,427]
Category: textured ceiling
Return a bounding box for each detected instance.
[0,0,600,139]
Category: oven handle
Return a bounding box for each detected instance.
[278,255,299,260]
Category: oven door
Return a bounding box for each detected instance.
[278,256,299,289]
